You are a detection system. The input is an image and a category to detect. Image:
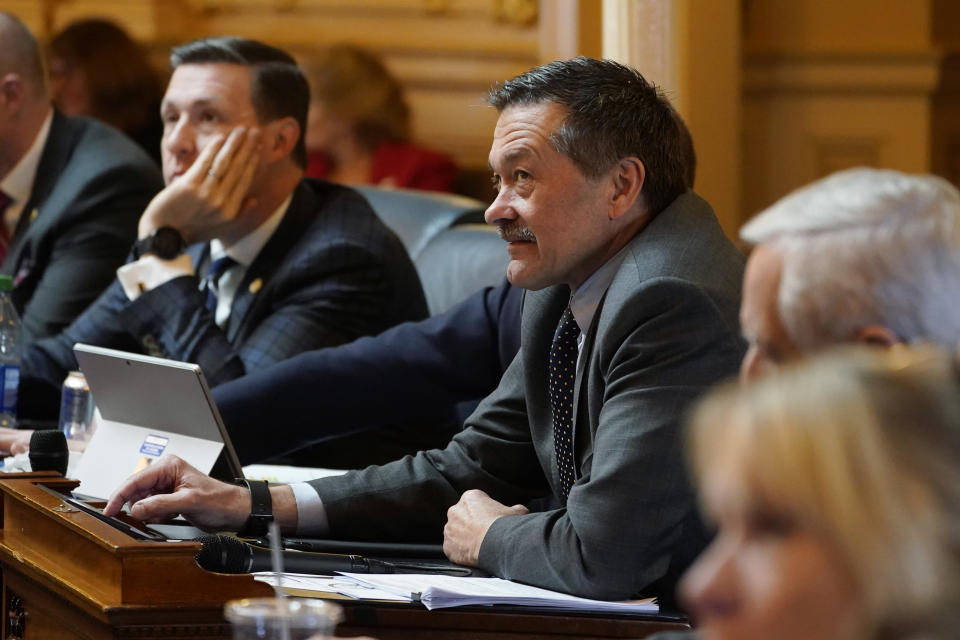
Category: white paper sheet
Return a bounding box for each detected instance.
[254,572,407,602]
[335,573,658,612]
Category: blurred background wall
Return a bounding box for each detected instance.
[5,0,959,240]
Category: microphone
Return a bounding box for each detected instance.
[196,534,377,574]
[28,430,68,476]
[195,534,473,576]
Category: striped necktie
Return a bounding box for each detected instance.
[549,305,580,497]
[203,254,236,313]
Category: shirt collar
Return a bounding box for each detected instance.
[568,243,630,335]
[209,193,292,266]
[0,109,53,204]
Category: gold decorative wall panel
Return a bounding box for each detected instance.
[741,0,942,223]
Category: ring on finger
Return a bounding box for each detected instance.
[207,169,224,180]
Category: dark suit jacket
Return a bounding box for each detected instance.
[308,191,746,601]
[2,111,163,345]
[21,178,427,418]
[214,278,523,466]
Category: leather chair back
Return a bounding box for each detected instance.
[355,186,487,260]
[414,224,509,315]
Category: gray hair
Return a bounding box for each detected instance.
[740,167,960,350]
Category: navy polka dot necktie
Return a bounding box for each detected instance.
[203,254,237,313]
[549,305,580,498]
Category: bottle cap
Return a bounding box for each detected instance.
[0,275,12,292]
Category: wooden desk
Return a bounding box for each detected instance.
[0,474,270,639]
[0,475,689,639]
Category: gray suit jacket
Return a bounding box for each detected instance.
[309,191,745,601]
[2,111,163,345]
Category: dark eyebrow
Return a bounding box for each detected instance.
[190,99,222,110]
[162,98,221,111]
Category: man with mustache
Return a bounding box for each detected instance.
[12,35,426,421]
[106,57,745,602]
[173,99,698,468]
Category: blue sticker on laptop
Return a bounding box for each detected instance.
[139,434,169,457]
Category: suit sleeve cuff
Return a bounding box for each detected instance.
[117,254,194,301]
[290,481,331,535]
[476,511,511,577]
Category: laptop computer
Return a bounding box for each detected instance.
[71,343,243,501]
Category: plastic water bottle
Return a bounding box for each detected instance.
[0,275,20,428]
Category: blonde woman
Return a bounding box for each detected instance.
[676,346,960,640]
[302,45,457,192]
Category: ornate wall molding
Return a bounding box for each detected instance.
[745,52,941,95]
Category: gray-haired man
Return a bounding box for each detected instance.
[738,167,960,382]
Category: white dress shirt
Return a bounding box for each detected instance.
[0,110,53,237]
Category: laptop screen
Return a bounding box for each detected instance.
[70,344,243,499]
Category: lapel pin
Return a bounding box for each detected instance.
[248,278,263,294]
[29,209,38,222]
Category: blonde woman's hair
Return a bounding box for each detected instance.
[303,44,410,149]
[689,345,960,638]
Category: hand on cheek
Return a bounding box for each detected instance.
[139,126,263,244]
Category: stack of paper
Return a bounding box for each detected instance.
[256,573,407,602]
[334,573,658,613]
[242,464,349,483]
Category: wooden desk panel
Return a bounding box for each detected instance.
[3,567,233,639]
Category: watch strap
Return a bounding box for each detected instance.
[236,478,273,538]
[131,235,151,260]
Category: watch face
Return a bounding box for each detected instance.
[145,227,185,260]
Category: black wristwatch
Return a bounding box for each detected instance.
[132,226,186,260]
[236,479,273,538]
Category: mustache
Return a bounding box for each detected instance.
[496,221,537,244]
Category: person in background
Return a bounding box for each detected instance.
[674,345,960,640]
[303,44,458,192]
[738,167,960,382]
[47,18,164,166]
[0,12,163,345]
